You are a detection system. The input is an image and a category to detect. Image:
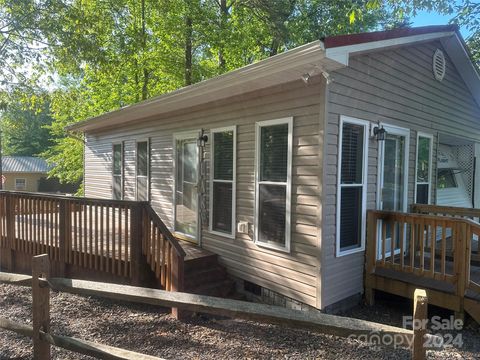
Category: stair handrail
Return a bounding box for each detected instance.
[412,203,480,220]
[143,204,186,258]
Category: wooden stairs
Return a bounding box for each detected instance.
[465,298,480,324]
[178,241,235,297]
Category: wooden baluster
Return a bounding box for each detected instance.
[89,203,93,270]
[94,204,99,271]
[431,220,436,277]
[391,220,396,267]
[156,228,161,278]
[441,221,447,278]
[161,234,166,288]
[106,206,110,274]
[100,205,104,272]
[112,206,116,275]
[82,203,87,267]
[124,206,129,277]
[399,217,405,270]
[73,202,77,266]
[419,219,425,274]
[381,220,387,265]
[41,198,44,255]
[117,206,122,276]
[166,242,172,291]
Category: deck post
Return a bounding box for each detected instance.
[171,251,185,320]
[4,193,15,272]
[454,222,467,322]
[412,288,428,360]
[365,211,377,306]
[131,203,147,286]
[32,254,51,360]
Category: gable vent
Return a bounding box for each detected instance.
[432,49,446,81]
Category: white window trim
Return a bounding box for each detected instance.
[336,115,369,257]
[254,117,293,253]
[112,142,124,200]
[414,132,434,204]
[209,126,236,239]
[15,178,26,191]
[135,138,150,201]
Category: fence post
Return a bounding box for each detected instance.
[412,288,428,360]
[5,193,15,271]
[365,211,377,306]
[171,251,185,320]
[131,203,147,286]
[32,254,51,360]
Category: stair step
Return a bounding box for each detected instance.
[465,298,480,324]
[187,279,235,298]
[185,266,227,288]
[184,254,219,272]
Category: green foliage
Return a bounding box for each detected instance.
[0,0,478,192]
[0,91,54,156]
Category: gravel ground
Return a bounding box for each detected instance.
[0,284,478,359]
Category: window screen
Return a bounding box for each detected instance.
[15,178,26,191]
[256,119,292,250]
[337,120,367,255]
[210,128,235,235]
[416,135,432,204]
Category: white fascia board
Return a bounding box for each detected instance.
[68,41,334,132]
[325,31,455,66]
[441,34,480,108]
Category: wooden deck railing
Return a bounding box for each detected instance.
[366,210,480,306]
[0,191,185,297]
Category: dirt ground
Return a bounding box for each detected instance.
[0,284,478,359]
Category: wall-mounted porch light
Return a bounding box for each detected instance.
[373,125,386,141]
[197,130,208,147]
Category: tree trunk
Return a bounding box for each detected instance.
[184,13,193,86]
[218,0,228,71]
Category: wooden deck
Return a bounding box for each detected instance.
[366,206,480,324]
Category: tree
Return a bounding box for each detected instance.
[1,92,54,156]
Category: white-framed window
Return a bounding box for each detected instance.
[336,116,369,257]
[112,142,123,200]
[209,126,236,237]
[15,178,26,191]
[254,117,293,252]
[415,132,433,204]
[136,139,150,201]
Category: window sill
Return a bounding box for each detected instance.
[206,229,236,240]
[255,239,290,253]
[336,246,365,258]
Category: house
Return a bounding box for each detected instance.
[1,156,51,192]
[67,25,480,313]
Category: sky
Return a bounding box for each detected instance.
[411,9,472,39]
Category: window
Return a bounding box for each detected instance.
[415,133,433,204]
[438,169,457,188]
[15,178,26,191]
[136,140,150,201]
[112,143,123,200]
[336,116,369,257]
[209,127,236,237]
[255,118,292,252]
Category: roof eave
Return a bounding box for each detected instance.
[67,40,339,133]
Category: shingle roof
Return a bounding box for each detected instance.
[1,156,50,173]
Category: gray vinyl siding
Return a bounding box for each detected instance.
[322,40,480,308]
[84,78,325,308]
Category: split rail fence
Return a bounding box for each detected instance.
[0,254,442,360]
